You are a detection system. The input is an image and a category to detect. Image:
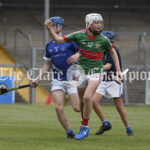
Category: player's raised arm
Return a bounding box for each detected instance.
[45,19,65,44]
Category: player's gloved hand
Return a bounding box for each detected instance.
[31,78,40,88]
[66,53,79,65]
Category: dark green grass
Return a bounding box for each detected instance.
[0,104,149,150]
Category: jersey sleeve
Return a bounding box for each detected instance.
[63,32,78,43]
[43,43,51,60]
[71,41,79,52]
[105,39,114,52]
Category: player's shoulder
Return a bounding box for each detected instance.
[100,32,110,41]
[73,29,86,34]
[67,29,86,36]
[46,40,58,50]
[113,45,119,51]
[113,46,120,55]
[71,41,77,46]
[46,40,53,47]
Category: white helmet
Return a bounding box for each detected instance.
[85,13,104,28]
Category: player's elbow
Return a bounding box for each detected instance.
[73,107,80,112]
[104,63,112,71]
[55,37,65,44]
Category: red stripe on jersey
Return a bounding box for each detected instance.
[86,29,97,40]
[80,49,102,60]
[63,36,68,42]
[109,45,113,52]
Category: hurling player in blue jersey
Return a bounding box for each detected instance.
[31,16,80,139]
[92,31,134,136]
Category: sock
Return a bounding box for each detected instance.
[126,126,132,132]
[81,117,89,126]
[102,120,109,125]
[66,128,74,136]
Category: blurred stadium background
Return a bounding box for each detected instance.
[0,0,150,105]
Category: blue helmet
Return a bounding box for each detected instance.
[102,31,115,42]
[49,16,64,28]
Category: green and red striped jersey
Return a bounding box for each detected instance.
[63,29,113,74]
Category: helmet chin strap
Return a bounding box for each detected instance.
[88,28,102,35]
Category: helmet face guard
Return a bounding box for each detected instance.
[49,16,64,28]
[85,13,104,35]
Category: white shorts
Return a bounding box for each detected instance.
[78,73,103,88]
[96,81,123,99]
[50,79,77,95]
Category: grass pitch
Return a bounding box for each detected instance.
[0,104,149,150]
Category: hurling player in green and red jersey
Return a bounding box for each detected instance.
[45,13,123,140]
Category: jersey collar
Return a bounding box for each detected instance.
[86,29,97,40]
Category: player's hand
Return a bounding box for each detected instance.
[30,78,40,88]
[45,19,52,30]
[117,71,123,80]
[66,53,79,65]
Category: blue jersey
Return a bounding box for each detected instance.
[44,40,78,81]
[103,46,122,81]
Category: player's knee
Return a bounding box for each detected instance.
[92,98,97,107]
[73,106,80,112]
[114,99,122,107]
[83,96,91,103]
[115,102,123,110]
[55,105,63,113]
